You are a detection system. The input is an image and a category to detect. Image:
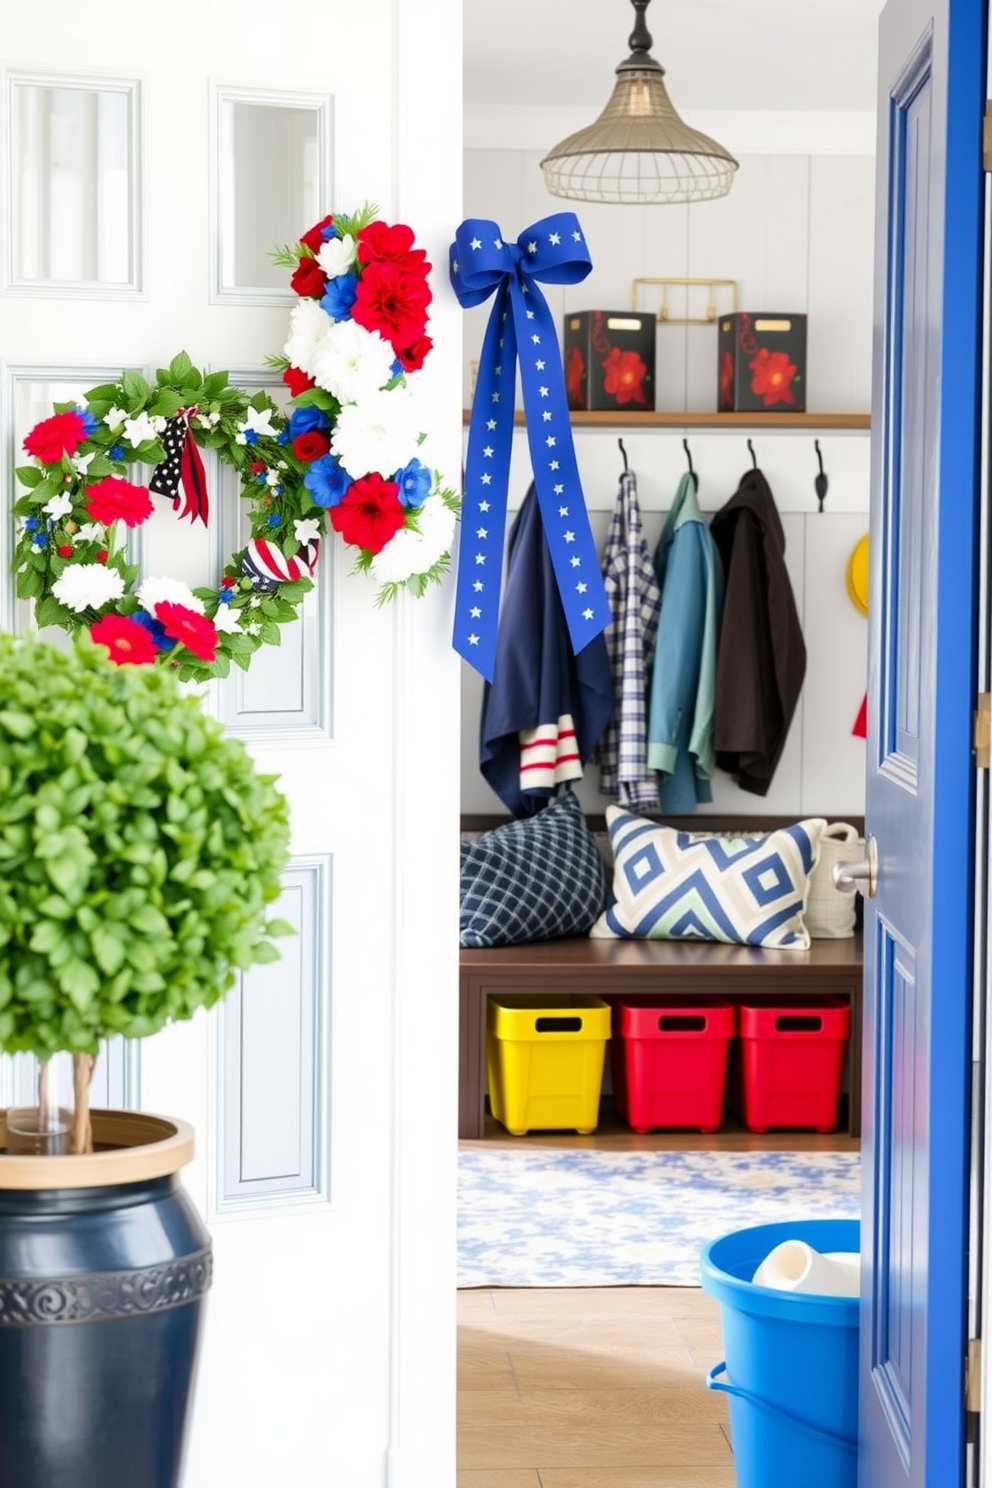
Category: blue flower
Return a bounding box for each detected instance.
[110,443,125,461]
[218,588,234,604]
[33,532,49,548]
[277,431,291,446]
[395,458,432,510]
[321,221,338,241]
[255,471,268,484]
[24,518,39,532]
[390,358,404,380]
[289,405,330,438]
[304,453,352,509]
[320,273,358,322]
[243,428,258,445]
[267,512,281,527]
[132,609,176,652]
[72,405,100,438]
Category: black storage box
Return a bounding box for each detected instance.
[563,310,656,411]
[718,311,807,413]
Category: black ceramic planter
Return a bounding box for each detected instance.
[0,1110,210,1488]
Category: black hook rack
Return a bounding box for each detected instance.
[618,437,629,473]
[683,437,697,490]
[747,438,757,470]
[814,439,829,513]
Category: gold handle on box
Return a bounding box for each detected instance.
[632,276,739,326]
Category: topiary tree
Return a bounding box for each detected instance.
[0,632,293,1152]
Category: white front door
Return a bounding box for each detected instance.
[0,6,462,1485]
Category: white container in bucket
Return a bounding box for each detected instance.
[753,1240,860,1297]
[700,1218,859,1488]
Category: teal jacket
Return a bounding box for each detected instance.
[646,474,724,813]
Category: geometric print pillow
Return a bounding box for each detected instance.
[460,789,608,948]
[590,807,825,950]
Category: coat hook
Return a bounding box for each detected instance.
[814,439,829,513]
[747,438,757,470]
[617,437,629,473]
[682,437,697,490]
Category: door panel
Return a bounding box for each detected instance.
[0,5,462,1485]
[864,3,986,1485]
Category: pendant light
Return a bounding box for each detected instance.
[540,0,739,206]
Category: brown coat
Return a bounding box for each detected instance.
[709,470,806,796]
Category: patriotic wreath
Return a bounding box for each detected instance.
[267,204,457,600]
[12,354,320,682]
[12,208,457,681]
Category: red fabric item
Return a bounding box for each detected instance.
[852,693,867,739]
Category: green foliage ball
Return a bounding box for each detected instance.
[0,633,293,1059]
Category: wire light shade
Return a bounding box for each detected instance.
[540,0,738,206]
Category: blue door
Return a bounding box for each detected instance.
[862,2,986,1485]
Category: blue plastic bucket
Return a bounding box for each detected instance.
[700,1218,859,1488]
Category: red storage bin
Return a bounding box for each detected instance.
[611,997,735,1134]
[733,997,851,1133]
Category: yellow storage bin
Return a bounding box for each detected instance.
[486,994,611,1136]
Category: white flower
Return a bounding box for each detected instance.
[330,385,420,480]
[196,411,221,429]
[311,319,394,407]
[212,604,242,634]
[136,575,205,615]
[316,234,357,279]
[75,522,105,543]
[43,493,74,520]
[284,298,335,376]
[74,452,96,477]
[238,406,277,440]
[151,415,167,435]
[294,518,322,545]
[122,412,159,448]
[265,471,280,488]
[52,563,125,614]
[370,494,455,585]
[105,406,127,432]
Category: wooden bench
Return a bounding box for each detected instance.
[459,814,865,1141]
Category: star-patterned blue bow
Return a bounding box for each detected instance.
[449,214,610,681]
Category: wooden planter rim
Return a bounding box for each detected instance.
[0,1109,194,1190]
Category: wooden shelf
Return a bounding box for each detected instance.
[462,410,871,431]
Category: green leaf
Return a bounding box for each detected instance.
[0,712,34,740]
[15,466,42,488]
[129,903,170,935]
[265,918,297,938]
[45,852,89,899]
[252,940,281,965]
[167,351,195,384]
[58,958,100,1012]
[91,925,127,976]
[34,596,71,630]
[29,921,63,955]
[259,623,281,646]
[121,368,152,406]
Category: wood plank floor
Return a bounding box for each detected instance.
[457,1104,858,1485]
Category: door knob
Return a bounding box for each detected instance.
[831,835,877,899]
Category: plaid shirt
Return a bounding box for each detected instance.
[597,471,662,809]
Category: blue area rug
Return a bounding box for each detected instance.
[458,1146,861,1287]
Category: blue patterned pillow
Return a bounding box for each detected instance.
[591,808,825,950]
[460,791,608,948]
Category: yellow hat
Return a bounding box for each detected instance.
[847,534,869,616]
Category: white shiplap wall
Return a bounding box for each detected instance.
[460,146,875,823]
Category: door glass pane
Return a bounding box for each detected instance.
[215,93,328,299]
[8,77,139,289]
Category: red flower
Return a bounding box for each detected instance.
[154,602,218,662]
[567,345,586,408]
[352,261,432,353]
[23,410,88,464]
[249,460,266,474]
[395,336,434,374]
[84,476,154,528]
[95,550,108,563]
[601,348,647,406]
[300,215,334,254]
[290,255,328,299]
[330,473,406,554]
[90,614,158,667]
[293,431,330,463]
[357,221,430,276]
[57,544,74,558]
[719,350,735,408]
[283,365,316,398]
[749,348,797,407]
[221,576,237,589]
